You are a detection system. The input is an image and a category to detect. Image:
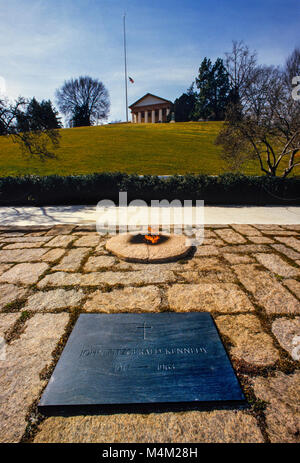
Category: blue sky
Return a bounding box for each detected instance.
[0,0,299,122]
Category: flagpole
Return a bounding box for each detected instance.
[123,13,129,122]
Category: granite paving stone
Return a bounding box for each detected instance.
[33,410,263,443]
[83,286,161,313]
[182,257,222,270]
[52,248,90,272]
[249,236,274,244]
[282,225,300,231]
[283,279,300,299]
[0,284,28,310]
[83,255,116,272]
[193,245,220,256]
[270,244,300,261]
[202,230,218,238]
[215,229,247,244]
[38,269,177,288]
[73,234,101,247]
[230,225,262,236]
[274,237,300,252]
[0,264,13,276]
[114,261,184,271]
[23,289,85,312]
[25,231,47,237]
[0,313,69,443]
[0,313,20,336]
[223,254,255,264]
[271,317,300,359]
[3,242,49,249]
[37,272,82,288]
[0,263,49,285]
[252,372,300,443]
[216,314,279,366]
[201,238,225,246]
[46,235,76,248]
[95,240,108,256]
[41,248,66,263]
[178,262,236,283]
[0,232,25,237]
[0,236,51,243]
[254,253,299,278]
[0,248,47,263]
[73,231,97,236]
[253,225,284,230]
[262,230,298,236]
[168,283,254,313]
[233,264,300,314]
[220,244,270,254]
[79,269,177,286]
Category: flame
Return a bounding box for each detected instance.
[144,226,160,244]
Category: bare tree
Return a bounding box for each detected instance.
[56,76,110,126]
[224,40,258,106]
[0,97,60,160]
[285,47,300,82]
[216,50,300,177]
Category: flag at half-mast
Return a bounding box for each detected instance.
[128,76,134,83]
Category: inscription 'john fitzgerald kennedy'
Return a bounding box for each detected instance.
[79,345,208,357]
[38,312,246,413]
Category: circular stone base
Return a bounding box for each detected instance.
[105,233,192,263]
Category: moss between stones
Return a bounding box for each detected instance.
[1,297,28,313]
[239,375,270,443]
[5,310,34,343]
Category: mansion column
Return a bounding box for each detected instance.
[166,108,170,117]
[145,110,148,123]
[159,108,163,122]
[132,112,135,123]
[138,112,142,123]
[151,110,155,123]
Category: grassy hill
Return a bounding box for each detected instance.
[0,121,296,177]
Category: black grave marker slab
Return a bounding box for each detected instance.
[38,313,246,414]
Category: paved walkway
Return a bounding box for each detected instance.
[0,223,299,443]
[0,205,299,227]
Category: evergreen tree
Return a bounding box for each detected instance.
[17,98,61,131]
[174,83,197,122]
[193,57,230,120]
[0,97,60,160]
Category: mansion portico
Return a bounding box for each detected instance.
[129,93,173,123]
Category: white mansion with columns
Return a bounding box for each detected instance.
[129,93,173,123]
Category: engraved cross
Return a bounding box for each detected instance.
[137,322,152,340]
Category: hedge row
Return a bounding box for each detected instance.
[0,173,299,206]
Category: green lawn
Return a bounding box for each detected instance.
[0,121,295,177]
